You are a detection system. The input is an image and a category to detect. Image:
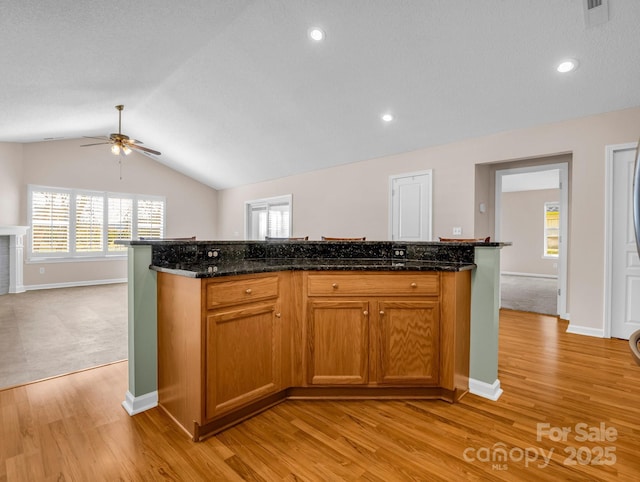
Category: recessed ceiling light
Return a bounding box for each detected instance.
[557,59,579,73]
[309,28,325,41]
[382,113,394,122]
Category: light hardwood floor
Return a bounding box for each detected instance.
[1,310,639,481]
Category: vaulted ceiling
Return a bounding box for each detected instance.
[2,1,639,189]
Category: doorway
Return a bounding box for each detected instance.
[605,142,640,339]
[495,163,569,318]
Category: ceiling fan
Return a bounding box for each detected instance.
[80,105,161,157]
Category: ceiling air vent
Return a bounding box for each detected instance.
[584,0,609,27]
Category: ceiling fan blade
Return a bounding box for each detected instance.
[83,135,110,141]
[123,138,144,145]
[129,143,161,156]
[81,142,112,147]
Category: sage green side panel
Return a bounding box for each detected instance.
[127,245,157,396]
[470,246,501,384]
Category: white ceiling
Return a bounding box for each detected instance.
[2,1,639,190]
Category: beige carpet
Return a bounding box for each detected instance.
[500,274,557,316]
[0,283,127,389]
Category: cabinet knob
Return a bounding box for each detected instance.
[245,288,252,294]
[363,310,369,316]
[332,283,339,289]
[275,312,281,318]
[410,282,417,288]
[379,310,385,315]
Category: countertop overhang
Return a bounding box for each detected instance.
[150,257,475,278]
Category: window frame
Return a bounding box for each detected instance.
[244,194,292,240]
[27,184,166,261]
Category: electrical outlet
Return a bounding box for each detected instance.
[39,267,45,274]
[453,227,462,235]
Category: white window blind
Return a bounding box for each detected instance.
[267,201,290,238]
[137,199,165,239]
[75,193,104,252]
[245,195,292,240]
[31,190,70,253]
[108,197,133,252]
[28,185,165,259]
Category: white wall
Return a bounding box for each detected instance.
[501,189,560,276]
[216,106,640,334]
[13,138,218,287]
[0,143,24,225]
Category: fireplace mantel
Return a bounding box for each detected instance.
[0,226,29,294]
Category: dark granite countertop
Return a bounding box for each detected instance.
[117,239,511,278]
[150,257,475,278]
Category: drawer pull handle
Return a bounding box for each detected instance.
[332,283,339,289]
[363,310,369,316]
[275,312,281,318]
[410,282,417,288]
[245,288,252,294]
[379,310,385,315]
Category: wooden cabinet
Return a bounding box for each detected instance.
[305,272,442,388]
[205,301,280,419]
[157,271,285,440]
[157,268,470,441]
[376,300,439,384]
[307,300,369,385]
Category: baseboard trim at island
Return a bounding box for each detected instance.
[185,386,469,442]
[122,390,158,415]
[468,378,503,401]
[190,391,288,442]
[287,386,467,403]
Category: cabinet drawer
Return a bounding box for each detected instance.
[307,273,439,297]
[207,275,279,309]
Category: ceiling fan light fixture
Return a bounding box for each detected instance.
[81,104,161,158]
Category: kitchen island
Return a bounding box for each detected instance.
[120,240,507,441]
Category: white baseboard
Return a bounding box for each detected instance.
[469,378,503,401]
[565,324,605,338]
[501,271,558,279]
[122,390,158,416]
[25,278,127,291]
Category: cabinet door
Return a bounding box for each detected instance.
[205,303,280,420]
[307,300,369,385]
[376,300,439,385]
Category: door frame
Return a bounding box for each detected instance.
[495,162,569,319]
[604,142,638,338]
[388,170,433,241]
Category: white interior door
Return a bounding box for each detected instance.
[389,171,432,241]
[609,146,640,339]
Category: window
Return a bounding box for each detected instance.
[245,195,292,240]
[108,197,133,252]
[28,185,165,259]
[544,202,559,257]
